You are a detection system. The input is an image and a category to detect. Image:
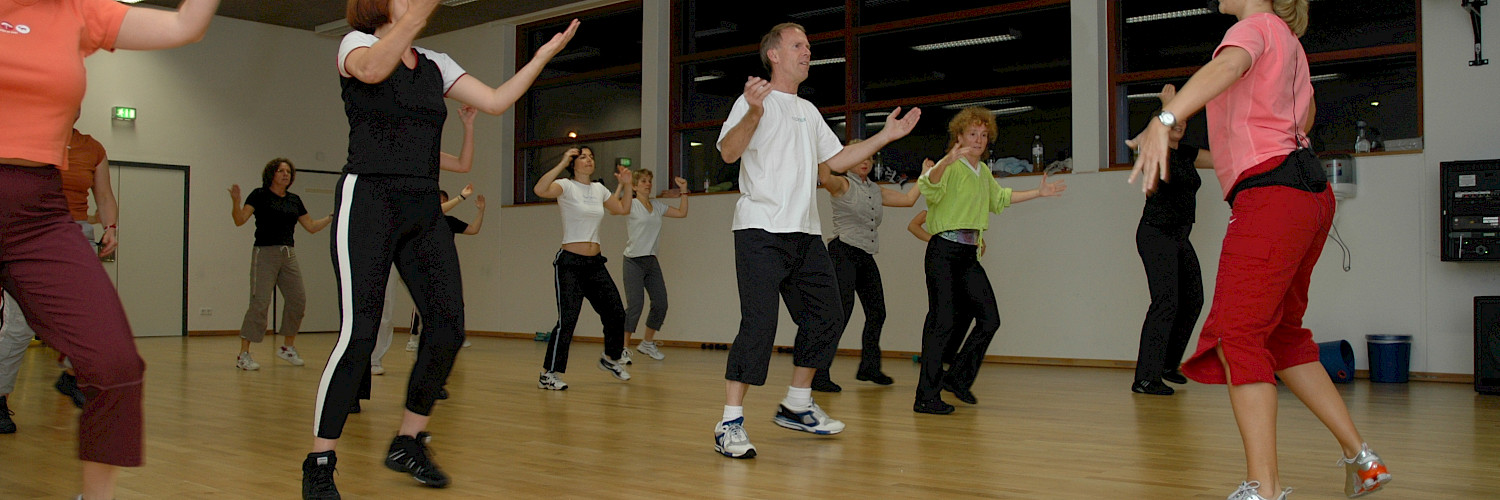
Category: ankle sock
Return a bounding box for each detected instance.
[722,405,743,422]
[784,386,812,409]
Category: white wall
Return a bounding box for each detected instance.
[85,4,1499,375]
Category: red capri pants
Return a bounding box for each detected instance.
[1181,158,1336,386]
[0,164,145,466]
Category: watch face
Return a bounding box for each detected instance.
[1158,112,1176,127]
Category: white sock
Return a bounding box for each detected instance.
[722,405,744,422]
[784,386,813,409]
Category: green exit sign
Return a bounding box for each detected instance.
[617,157,632,167]
[112,107,136,121]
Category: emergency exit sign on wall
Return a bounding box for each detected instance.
[112,106,136,121]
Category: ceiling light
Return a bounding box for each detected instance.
[1126,8,1212,24]
[992,106,1034,116]
[551,47,600,63]
[810,57,845,66]
[790,6,844,19]
[1127,92,1160,100]
[568,131,578,138]
[116,0,143,3]
[1370,101,1380,106]
[689,141,704,147]
[942,98,1017,110]
[865,111,892,118]
[866,71,946,89]
[693,71,725,82]
[1309,73,1343,83]
[912,31,1019,52]
[694,21,737,37]
[440,0,479,6]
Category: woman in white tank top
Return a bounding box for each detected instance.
[532,146,634,390]
[621,169,690,360]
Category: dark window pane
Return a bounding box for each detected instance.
[1119,0,1417,73]
[522,7,643,79]
[859,6,1070,102]
[524,74,642,141]
[862,92,1072,180]
[519,138,642,203]
[859,0,1041,25]
[679,128,739,193]
[1116,80,1213,162]
[681,0,845,54]
[680,41,844,124]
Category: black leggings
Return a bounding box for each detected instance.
[1133,221,1204,383]
[544,249,625,373]
[918,237,1001,403]
[315,174,465,440]
[821,238,887,377]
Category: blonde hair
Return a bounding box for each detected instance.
[631,168,654,184]
[1273,0,1310,37]
[946,107,999,160]
[759,23,806,72]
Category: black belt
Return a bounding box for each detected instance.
[1225,148,1327,207]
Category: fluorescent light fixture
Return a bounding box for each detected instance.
[942,98,1016,110]
[790,6,844,19]
[694,21,737,37]
[551,46,600,63]
[865,121,887,128]
[689,141,704,147]
[865,111,892,118]
[810,57,846,66]
[911,31,1019,52]
[693,71,725,82]
[1127,92,1161,100]
[1370,101,1381,106]
[440,0,479,6]
[1126,8,1212,24]
[992,105,1034,116]
[315,19,354,37]
[1309,73,1343,83]
[828,115,846,122]
[116,0,143,3]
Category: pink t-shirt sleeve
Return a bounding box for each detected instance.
[78,0,131,54]
[1214,20,1269,72]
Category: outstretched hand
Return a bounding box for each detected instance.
[474,195,486,210]
[228,184,241,201]
[1127,125,1170,195]
[1038,173,1067,197]
[536,19,581,60]
[615,165,632,186]
[878,106,921,140]
[743,77,773,112]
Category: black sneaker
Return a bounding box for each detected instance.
[942,378,977,404]
[855,370,894,385]
[1162,369,1188,384]
[302,451,340,500]
[810,377,842,393]
[385,432,450,488]
[1131,380,1175,395]
[913,399,955,415]
[0,395,15,434]
[55,372,86,409]
[435,388,449,400]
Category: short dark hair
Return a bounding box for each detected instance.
[565,145,594,179]
[346,0,391,35]
[760,23,806,73]
[439,190,450,201]
[262,158,296,189]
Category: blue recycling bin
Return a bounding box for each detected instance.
[1366,335,1413,383]
[1318,340,1355,383]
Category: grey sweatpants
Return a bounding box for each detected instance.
[238,245,306,342]
[623,255,668,333]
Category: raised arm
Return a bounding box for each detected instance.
[1129,46,1252,193]
[534,149,577,199]
[1008,174,1067,204]
[665,177,690,218]
[719,77,772,163]
[604,167,633,215]
[114,0,220,51]
[463,195,485,235]
[228,184,253,226]
[447,20,580,115]
[91,156,119,257]
[341,0,440,84]
[299,213,333,234]
[881,158,932,207]
[907,210,931,242]
[824,107,921,172]
[442,184,472,213]
[818,162,850,197]
[440,106,478,173]
[923,143,975,187]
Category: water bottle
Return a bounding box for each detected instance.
[1354,121,1372,153]
[703,179,711,192]
[1031,135,1044,170]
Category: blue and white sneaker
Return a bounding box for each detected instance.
[773,401,845,435]
[597,354,631,381]
[714,417,756,458]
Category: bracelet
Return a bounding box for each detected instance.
[459,194,467,200]
[105,224,117,230]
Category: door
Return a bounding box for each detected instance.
[101,161,188,337]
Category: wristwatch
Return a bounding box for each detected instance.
[1156,110,1177,128]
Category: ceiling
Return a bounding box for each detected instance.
[138,0,582,37]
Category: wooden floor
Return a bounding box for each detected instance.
[1,334,1496,499]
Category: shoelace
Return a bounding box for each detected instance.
[723,422,748,443]
[308,465,338,493]
[1229,481,1262,500]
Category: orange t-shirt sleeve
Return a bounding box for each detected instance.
[77,0,131,55]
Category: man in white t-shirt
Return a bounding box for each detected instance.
[711,22,921,459]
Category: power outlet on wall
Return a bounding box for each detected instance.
[199,308,213,316]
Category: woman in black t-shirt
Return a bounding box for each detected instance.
[228,158,332,371]
[300,0,579,496]
[1130,85,1210,396]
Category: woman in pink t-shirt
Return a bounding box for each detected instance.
[1128,1,1390,499]
[0,1,219,499]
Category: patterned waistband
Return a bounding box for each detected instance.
[936,229,981,246]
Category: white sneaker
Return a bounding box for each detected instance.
[636,341,665,360]
[714,417,757,459]
[1226,481,1291,500]
[406,335,419,352]
[772,401,845,435]
[597,354,631,381]
[462,339,472,348]
[236,352,260,371]
[538,371,568,390]
[371,364,385,376]
[277,345,305,366]
[618,348,633,365]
